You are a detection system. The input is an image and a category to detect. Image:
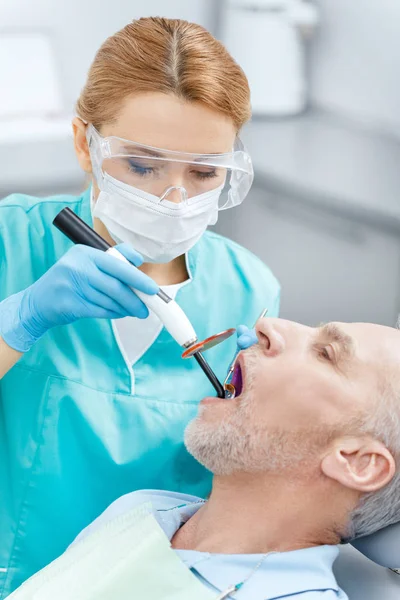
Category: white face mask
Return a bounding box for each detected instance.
[92,174,222,263]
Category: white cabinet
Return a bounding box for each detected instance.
[214,185,400,327]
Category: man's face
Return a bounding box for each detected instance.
[185,318,400,476]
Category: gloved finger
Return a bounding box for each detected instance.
[88,272,150,319]
[94,251,159,296]
[81,285,138,319]
[237,325,251,337]
[83,303,130,321]
[114,243,144,267]
[237,325,258,350]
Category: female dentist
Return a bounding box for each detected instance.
[0,17,280,597]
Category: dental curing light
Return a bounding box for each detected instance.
[53,207,233,398]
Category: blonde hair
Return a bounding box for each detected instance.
[76,17,251,131]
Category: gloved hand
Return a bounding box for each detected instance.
[236,325,258,350]
[0,244,159,353]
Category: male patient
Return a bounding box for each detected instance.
[8,318,400,599]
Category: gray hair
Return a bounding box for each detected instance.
[347,319,400,539]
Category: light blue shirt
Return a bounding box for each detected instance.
[76,490,348,599]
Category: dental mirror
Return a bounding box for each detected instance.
[181,328,236,359]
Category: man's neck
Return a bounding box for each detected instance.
[171,472,354,555]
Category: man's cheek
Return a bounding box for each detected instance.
[255,371,293,400]
[249,377,291,419]
[254,374,315,423]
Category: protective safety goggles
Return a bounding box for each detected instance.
[87,124,253,209]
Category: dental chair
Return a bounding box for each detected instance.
[334,522,400,599]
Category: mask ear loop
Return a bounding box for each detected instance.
[159,186,188,204]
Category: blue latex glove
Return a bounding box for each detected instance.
[0,244,159,353]
[236,324,258,350]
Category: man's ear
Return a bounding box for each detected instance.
[72,118,92,173]
[321,437,396,493]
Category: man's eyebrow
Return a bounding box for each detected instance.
[316,323,356,361]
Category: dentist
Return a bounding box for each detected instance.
[0,17,280,597]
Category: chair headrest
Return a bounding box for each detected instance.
[351,522,400,569]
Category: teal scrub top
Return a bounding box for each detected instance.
[0,189,280,598]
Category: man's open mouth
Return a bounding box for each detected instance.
[231,358,244,397]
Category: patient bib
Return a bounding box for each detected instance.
[6,503,216,600]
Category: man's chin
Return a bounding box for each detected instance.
[183,414,256,476]
[184,418,230,475]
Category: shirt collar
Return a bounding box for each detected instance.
[154,502,341,600]
[182,545,341,599]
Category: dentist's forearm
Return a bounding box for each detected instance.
[0,336,22,378]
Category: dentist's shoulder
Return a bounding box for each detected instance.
[202,229,281,315]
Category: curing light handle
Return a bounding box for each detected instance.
[53,207,110,251]
[53,208,197,348]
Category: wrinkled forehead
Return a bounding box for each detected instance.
[338,321,400,375]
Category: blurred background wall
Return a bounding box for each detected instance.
[310,0,400,135]
[0,0,217,112]
[1,0,400,327]
[214,0,400,327]
[0,0,217,196]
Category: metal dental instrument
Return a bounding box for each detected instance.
[53,207,234,398]
[223,307,269,398]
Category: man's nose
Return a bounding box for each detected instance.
[255,318,286,357]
